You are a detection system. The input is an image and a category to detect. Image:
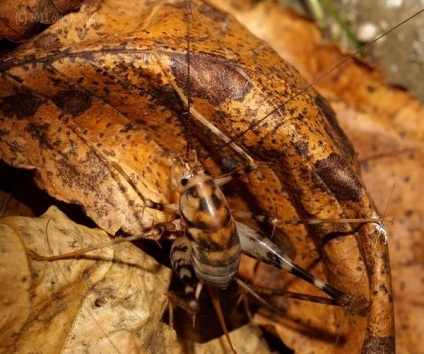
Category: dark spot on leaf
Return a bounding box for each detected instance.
[367,85,377,93]
[25,123,52,149]
[94,298,105,308]
[315,153,363,202]
[169,52,252,105]
[120,122,136,133]
[52,90,93,117]
[294,140,309,158]
[198,3,227,23]
[0,94,43,120]
[32,33,61,50]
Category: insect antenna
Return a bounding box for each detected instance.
[165,2,242,352]
[184,0,194,161]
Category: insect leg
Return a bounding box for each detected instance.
[27,220,181,261]
[233,210,387,226]
[235,221,351,308]
[169,236,199,315]
[213,164,258,187]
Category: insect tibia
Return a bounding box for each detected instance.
[144,198,179,214]
[233,210,390,226]
[273,217,393,225]
[213,163,258,187]
[236,221,351,307]
[27,221,182,261]
[236,277,345,309]
[237,278,369,317]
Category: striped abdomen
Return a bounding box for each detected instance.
[179,171,240,288]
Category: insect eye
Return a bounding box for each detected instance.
[180,178,188,186]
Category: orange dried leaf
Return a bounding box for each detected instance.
[215,1,424,353]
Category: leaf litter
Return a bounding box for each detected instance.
[0,0,423,353]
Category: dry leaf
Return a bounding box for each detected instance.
[0,206,179,354]
[214,1,424,353]
[2,0,422,353]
